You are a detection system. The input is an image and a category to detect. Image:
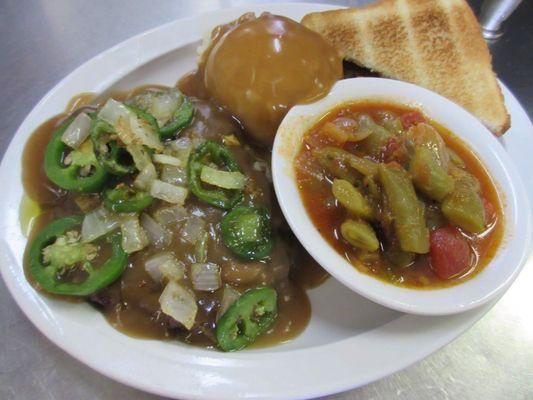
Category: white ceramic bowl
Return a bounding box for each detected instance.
[273,77,532,316]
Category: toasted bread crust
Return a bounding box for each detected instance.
[302,0,510,135]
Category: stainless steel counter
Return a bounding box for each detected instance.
[1,1,532,399]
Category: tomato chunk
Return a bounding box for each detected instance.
[401,111,425,130]
[429,226,472,279]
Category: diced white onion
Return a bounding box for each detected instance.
[175,136,204,152]
[191,207,206,218]
[217,285,241,320]
[170,137,193,164]
[200,166,246,190]
[191,263,221,291]
[253,160,272,182]
[194,103,212,120]
[98,99,131,126]
[170,137,192,151]
[150,91,181,127]
[128,114,163,151]
[114,117,135,146]
[153,205,188,226]
[194,232,208,263]
[159,281,197,330]
[126,144,152,170]
[115,112,163,152]
[61,112,92,149]
[120,215,149,254]
[159,257,185,281]
[160,165,187,186]
[134,163,157,191]
[140,213,172,248]
[145,252,171,282]
[252,160,266,172]
[145,252,184,282]
[150,180,188,205]
[81,207,120,243]
[153,154,182,167]
[189,121,207,137]
[133,90,182,127]
[180,215,206,244]
[100,98,163,151]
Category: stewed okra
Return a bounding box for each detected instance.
[24,86,303,351]
[296,103,503,288]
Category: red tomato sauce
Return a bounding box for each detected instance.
[294,102,504,289]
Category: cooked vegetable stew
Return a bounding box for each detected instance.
[23,86,326,351]
[295,102,503,288]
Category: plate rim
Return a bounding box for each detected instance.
[1,3,532,400]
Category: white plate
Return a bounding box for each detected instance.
[0,3,532,400]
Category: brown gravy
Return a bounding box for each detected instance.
[22,85,328,349]
[199,13,342,146]
[22,115,67,206]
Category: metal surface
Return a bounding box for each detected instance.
[479,0,523,40]
[0,0,532,399]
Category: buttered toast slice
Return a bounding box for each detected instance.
[302,0,510,135]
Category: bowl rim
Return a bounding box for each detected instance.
[272,77,532,316]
